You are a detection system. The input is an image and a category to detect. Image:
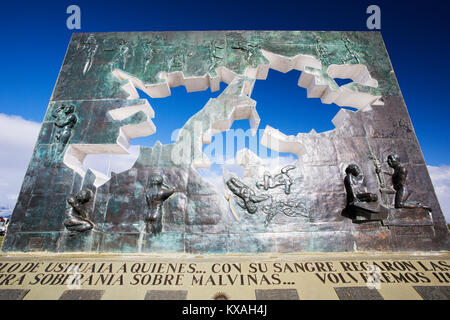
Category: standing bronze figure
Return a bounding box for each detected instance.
[52,104,77,154]
[145,174,175,235]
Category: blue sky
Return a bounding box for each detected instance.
[0,0,449,216]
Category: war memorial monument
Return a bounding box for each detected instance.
[0,31,448,301]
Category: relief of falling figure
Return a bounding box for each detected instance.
[226,178,269,214]
[231,41,264,68]
[142,39,156,74]
[342,36,361,64]
[82,34,98,75]
[256,165,296,195]
[168,46,192,71]
[209,40,224,72]
[262,197,309,226]
[313,34,332,66]
[111,39,133,71]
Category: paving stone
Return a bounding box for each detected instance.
[145,290,188,300]
[334,286,384,300]
[413,286,450,300]
[59,290,105,300]
[0,289,30,300]
[255,289,299,300]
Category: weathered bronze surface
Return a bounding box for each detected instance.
[227,178,269,214]
[2,31,448,253]
[64,189,94,232]
[342,164,388,223]
[256,165,296,195]
[52,104,77,155]
[145,174,175,235]
[387,154,432,210]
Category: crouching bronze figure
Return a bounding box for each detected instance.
[64,189,95,233]
[386,154,432,211]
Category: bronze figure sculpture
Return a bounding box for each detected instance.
[344,164,378,204]
[64,189,95,233]
[256,165,296,195]
[3,31,448,254]
[82,34,98,75]
[342,164,387,222]
[52,104,77,154]
[145,174,175,235]
[226,177,269,214]
[386,154,431,211]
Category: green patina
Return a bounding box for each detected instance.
[3,31,447,255]
[53,31,396,101]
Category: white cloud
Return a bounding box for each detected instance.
[0,114,41,210]
[428,165,450,223]
[0,114,41,148]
